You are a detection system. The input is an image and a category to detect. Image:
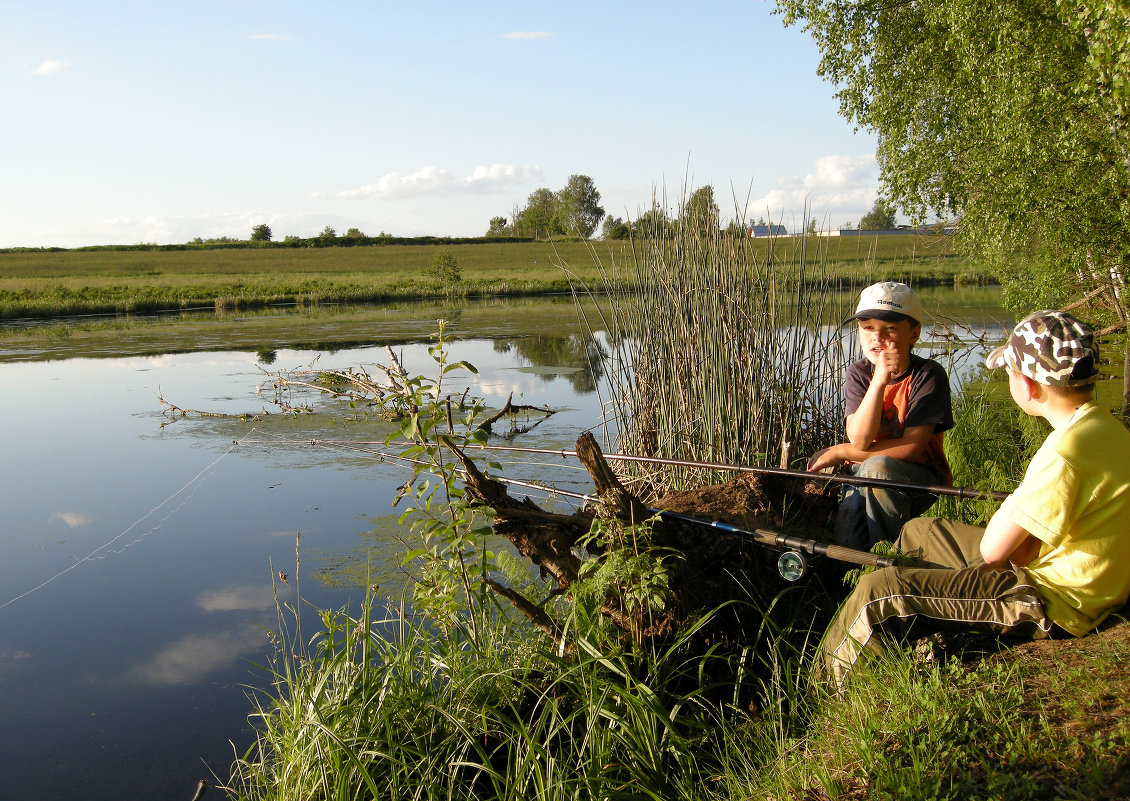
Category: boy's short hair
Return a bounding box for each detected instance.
[843,281,924,326]
[986,310,1099,387]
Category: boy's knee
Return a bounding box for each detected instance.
[855,455,902,480]
[847,566,896,605]
[896,516,940,548]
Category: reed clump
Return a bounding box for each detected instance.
[594,201,856,492]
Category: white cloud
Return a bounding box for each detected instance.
[49,512,92,528]
[503,31,554,40]
[338,163,541,200]
[31,58,69,76]
[745,153,879,228]
[339,166,454,199]
[462,163,543,192]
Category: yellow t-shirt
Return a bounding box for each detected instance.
[1000,402,1130,636]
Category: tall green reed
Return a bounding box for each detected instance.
[590,194,857,492]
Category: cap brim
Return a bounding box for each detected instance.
[985,343,1009,370]
[840,309,914,327]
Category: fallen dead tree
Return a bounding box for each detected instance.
[445,431,847,646]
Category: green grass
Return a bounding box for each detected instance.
[731,620,1130,800]
[229,569,1130,801]
[227,585,748,801]
[0,234,989,320]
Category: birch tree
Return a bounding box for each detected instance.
[775,0,1129,318]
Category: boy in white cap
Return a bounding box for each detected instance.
[822,310,1130,689]
[808,281,954,549]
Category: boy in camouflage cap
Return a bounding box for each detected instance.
[822,310,1130,690]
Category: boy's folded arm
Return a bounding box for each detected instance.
[854,424,936,461]
[980,509,1034,568]
[845,416,878,450]
[809,425,936,470]
[845,385,886,447]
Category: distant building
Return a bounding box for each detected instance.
[815,226,956,237]
[749,224,788,238]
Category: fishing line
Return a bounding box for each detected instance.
[234,438,591,473]
[235,437,595,511]
[0,438,240,611]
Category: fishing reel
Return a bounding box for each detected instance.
[776,550,809,582]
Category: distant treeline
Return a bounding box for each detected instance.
[0,234,548,255]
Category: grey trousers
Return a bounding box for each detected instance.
[821,516,1053,690]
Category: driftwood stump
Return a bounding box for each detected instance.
[446,432,840,645]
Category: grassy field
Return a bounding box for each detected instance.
[0,233,988,320]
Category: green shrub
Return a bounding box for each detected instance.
[424,249,461,284]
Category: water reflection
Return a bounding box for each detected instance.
[494,333,609,393]
[197,584,278,612]
[49,511,94,528]
[128,623,266,686]
[0,305,615,800]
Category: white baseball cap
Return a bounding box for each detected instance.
[842,281,924,326]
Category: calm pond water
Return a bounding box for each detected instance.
[0,290,1008,799]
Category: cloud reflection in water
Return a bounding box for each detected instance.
[49,512,93,528]
[197,584,276,613]
[128,624,265,686]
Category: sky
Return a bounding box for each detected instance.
[1,1,880,249]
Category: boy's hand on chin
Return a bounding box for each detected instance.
[876,341,903,383]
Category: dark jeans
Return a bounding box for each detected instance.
[834,455,942,550]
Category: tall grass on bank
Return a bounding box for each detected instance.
[593,206,857,491]
[228,585,781,801]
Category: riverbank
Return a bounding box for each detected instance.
[0,234,991,320]
[732,615,1130,798]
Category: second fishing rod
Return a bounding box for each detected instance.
[233,437,896,577]
[369,440,1013,503]
[234,439,1010,502]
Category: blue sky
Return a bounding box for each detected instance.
[1,1,879,248]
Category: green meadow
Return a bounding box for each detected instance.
[0,233,987,320]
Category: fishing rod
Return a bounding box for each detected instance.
[452,442,1012,503]
[233,438,894,579]
[479,479,898,578]
[264,439,1008,502]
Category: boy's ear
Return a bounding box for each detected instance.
[1019,373,1042,402]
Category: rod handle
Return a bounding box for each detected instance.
[754,529,896,568]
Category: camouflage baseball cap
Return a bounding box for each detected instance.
[985,310,1099,387]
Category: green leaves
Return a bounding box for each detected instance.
[777,0,1130,316]
[574,513,679,644]
[385,322,500,640]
